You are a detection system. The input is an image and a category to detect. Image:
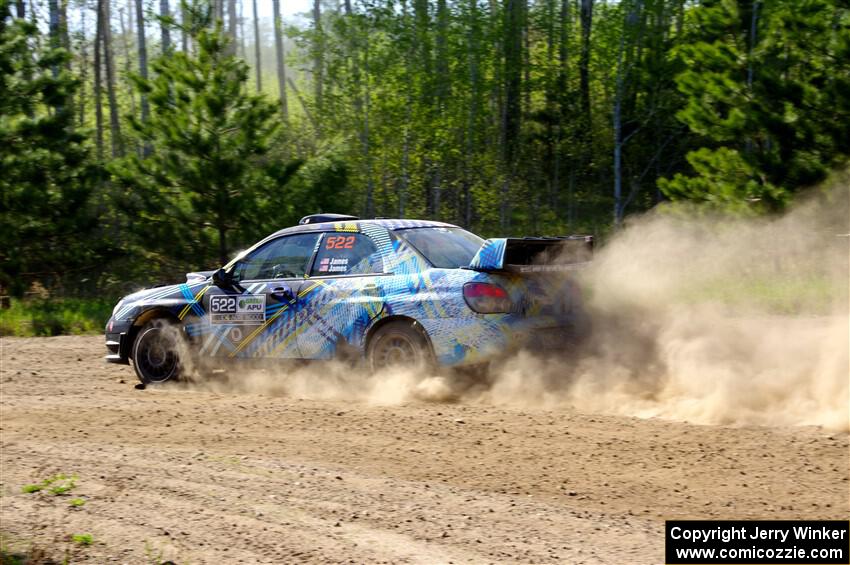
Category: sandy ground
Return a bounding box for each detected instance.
[0,336,848,564]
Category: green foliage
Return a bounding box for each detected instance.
[1,0,849,309]
[71,534,93,546]
[69,497,86,507]
[21,474,77,495]
[284,146,354,217]
[0,298,113,336]
[0,3,102,297]
[659,147,787,213]
[110,5,301,268]
[662,0,850,210]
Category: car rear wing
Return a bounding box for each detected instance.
[468,236,593,273]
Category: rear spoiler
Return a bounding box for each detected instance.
[469,236,593,273]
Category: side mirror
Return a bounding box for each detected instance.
[212,267,233,288]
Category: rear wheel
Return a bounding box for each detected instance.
[367,321,433,372]
[132,320,183,384]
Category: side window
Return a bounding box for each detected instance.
[311,233,383,276]
[234,233,321,281]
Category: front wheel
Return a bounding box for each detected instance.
[132,320,184,384]
[366,321,434,373]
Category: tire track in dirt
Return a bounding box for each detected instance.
[1,336,848,564]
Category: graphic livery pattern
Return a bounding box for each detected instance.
[106,220,585,367]
[469,238,508,271]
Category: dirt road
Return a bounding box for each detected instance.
[1,336,847,564]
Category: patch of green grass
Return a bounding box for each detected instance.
[676,273,845,315]
[71,533,93,546]
[0,298,114,336]
[21,474,77,496]
[68,497,86,507]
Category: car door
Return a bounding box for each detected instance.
[296,231,386,359]
[202,232,322,359]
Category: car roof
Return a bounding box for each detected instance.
[267,218,459,239]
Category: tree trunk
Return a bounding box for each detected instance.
[312,0,324,115]
[433,0,449,217]
[544,0,556,209]
[252,0,262,92]
[160,0,171,55]
[413,0,434,215]
[78,7,88,126]
[501,0,524,229]
[613,0,642,226]
[464,0,481,228]
[397,0,412,218]
[238,0,246,58]
[227,0,237,54]
[118,6,137,125]
[435,0,449,101]
[48,0,60,78]
[100,0,123,157]
[503,0,523,163]
[15,0,24,18]
[745,0,760,155]
[363,39,374,218]
[59,0,71,76]
[94,2,104,160]
[135,0,149,122]
[272,0,289,120]
[579,0,593,126]
[135,0,151,155]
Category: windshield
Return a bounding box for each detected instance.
[398,227,484,269]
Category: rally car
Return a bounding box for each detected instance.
[105,214,592,384]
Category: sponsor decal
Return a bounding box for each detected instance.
[209,294,266,325]
[318,257,349,273]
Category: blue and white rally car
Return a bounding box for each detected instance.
[105,214,592,384]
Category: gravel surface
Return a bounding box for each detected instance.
[1,336,847,564]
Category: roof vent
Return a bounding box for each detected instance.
[298,213,360,225]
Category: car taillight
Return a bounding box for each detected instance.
[463,282,512,314]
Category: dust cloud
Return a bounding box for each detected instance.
[181,183,849,431]
[485,182,849,431]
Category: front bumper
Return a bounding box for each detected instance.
[105,318,133,364]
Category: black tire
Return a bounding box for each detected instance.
[366,321,434,372]
[132,320,184,384]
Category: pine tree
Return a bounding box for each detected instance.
[110,8,301,267]
[660,0,850,212]
[0,2,99,296]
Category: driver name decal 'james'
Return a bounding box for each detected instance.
[209,294,267,325]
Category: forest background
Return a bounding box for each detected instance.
[1,0,848,334]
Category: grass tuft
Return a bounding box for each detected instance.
[21,474,77,496]
[71,534,93,546]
